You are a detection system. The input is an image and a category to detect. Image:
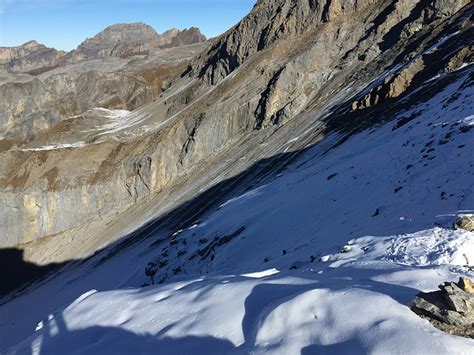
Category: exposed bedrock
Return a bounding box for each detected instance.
[0,44,205,141]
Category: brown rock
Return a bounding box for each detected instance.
[454,215,474,232]
[459,277,474,294]
[323,0,343,22]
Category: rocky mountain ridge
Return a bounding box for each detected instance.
[1,23,206,74]
[0,23,207,141]
[69,23,206,61]
[0,40,66,75]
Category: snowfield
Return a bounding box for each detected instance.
[11,258,474,354]
[1,68,473,354]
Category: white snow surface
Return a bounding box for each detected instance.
[1,69,474,354]
[16,142,88,152]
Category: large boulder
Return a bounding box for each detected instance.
[411,277,474,338]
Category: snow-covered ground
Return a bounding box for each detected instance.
[1,68,473,354]
[15,142,88,152]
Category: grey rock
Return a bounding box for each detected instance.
[0,40,66,75]
[440,281,474,314]
[69,23,206,61]
[412,278,474,338]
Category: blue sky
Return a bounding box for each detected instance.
[0,0,256,50]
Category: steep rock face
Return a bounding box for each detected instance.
[191,0,471,128]
[0,41,66,75]
[71,23,161,60]
[0,0,472,263]
[0,44,206,141]
[192,0,378,85]
[352,35,474,111]
[0,41,44,64]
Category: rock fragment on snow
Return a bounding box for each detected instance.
[411,277,474,338]
[454,215,474,232]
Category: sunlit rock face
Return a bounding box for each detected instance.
[0,23,207,142]
[69,23,206,61]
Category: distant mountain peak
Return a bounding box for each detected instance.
[71,22,206,60]
[0,22,206,75]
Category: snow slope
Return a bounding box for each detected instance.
[1,67,473,354]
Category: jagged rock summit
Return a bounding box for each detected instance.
[0,40,66,74]
[72,22,161,59]
[70,23,206,60]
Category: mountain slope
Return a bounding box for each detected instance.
[0,0,471,265]
[0,1,473,353]
[0,24,207,142]
[0,41,66,75]
[1,62,473,353]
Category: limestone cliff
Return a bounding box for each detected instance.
[0,23,207,141]
[0,41,66,75]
